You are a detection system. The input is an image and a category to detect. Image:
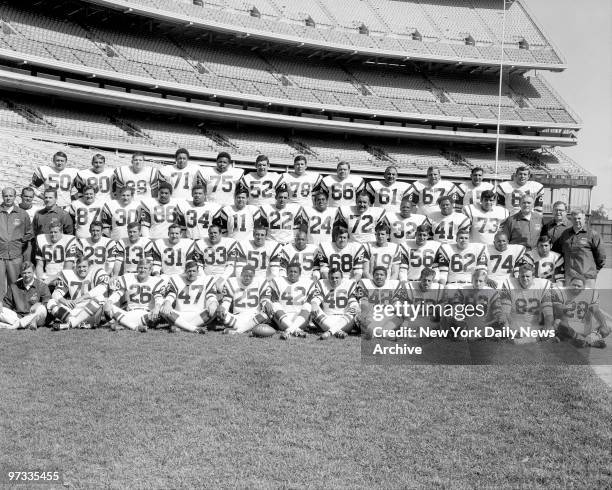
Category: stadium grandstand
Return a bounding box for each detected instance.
[0,0,595,212]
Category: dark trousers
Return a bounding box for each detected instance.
[0,256,23,301]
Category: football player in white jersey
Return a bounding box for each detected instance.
[553,276,610,348]
[218,265,272,334]
[112,222,154,276]
[436,228,487,286]
[264,262,315,339]
[279,230,318,280]
[35,219,77,286]
[259,185,302,245]
[156,148,203,200]
[234,226,282,280]
[528,236,564,284]
[301,190,337,246]
[499,262,554,342]
[76,221,117,274]
[159,260,218,333]
[462,190,509,246]
[48,255,110,330]
[311,267,360,340]
[73,154,115,201]
[404,267,446,332]
[240,155,283,206]
[400,224,441,282]
[335,191,385,243]
[407,167,461,217]
[313,226,365,280]
[31,151,78,208]
[428,196,470,244]
[151,223,197,277]
[486,231,527,288]
[217,186,260,242]
[140,182,181,240]
[69,185,104,239]
[113,152,157,199]
[104,259,165,332]
[366,165,411,212]
[363,222,401,280]
[198,152,244,206]
[321,161,365,208]
[101,187,142,241]
[175,185,221,240]
[496,166,544,215]
[456,167,495,206]
[388,196,429,244]
[283,155,322,206]
[192,224,238,282]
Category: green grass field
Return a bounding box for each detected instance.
[1,329,611,489]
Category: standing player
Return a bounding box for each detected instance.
[73,154,115,201]
[76,221,117,275]
[496,166,544,215]
[363,223,401,280]
[528,236,564,284]
[486,231,527,288]
[321,161,364,208]
[234,226,282,280]
[192,224,239,282]
[366,165,411,212]
[388,196,429,244]
[140,182,180,240]
[407,167,461,217]
[400,224,441,282]
[150,223,196,277]
[113,152,157,199]
[283,155,321,206]
[112,222,154,275]
[101,187,142,241]
[279,230,318,280]
[31,151,78,208]
[156,148,203,200]
[335,191,385,243]
[435,229,487,286]
[456,167,495,206]
[217,187,260,242]
[69,185,104,239]
[300,190,337,246]
[240,155,283,206]
[313,226,365,280]
[462,190,509,246]
[175,185,221,240]
[428,196,470,244]
[35,220,77,286]
[259,185,302,245]
[159,260,218,333]
[198,152,244,206]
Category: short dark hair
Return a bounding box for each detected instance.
[89,220,103,231]
[91,154,105,164]
[420,267,436,279]
[175,148,190,158]
[127,221,141,230]
[158,182,173,194]
[337,161,350,170]
[82,185,98,194]
[481,190,495,200]
[471,167,484,175]
[255,155,269,164]
[332,226,349,241]
[21,186,35,196]
[293,155,307,164]
[53,151,67,161]
[416,224,432,235]
[217,151,232,162]
[437,195,453,205]
[372,266,388,276]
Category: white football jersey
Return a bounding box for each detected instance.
[314,242,365,279]
[283,171,322,206]
[113,166,157,198]
[241,171,284,206]
[279,243,318,280]
[157,163,203,200]
[528,250,564,283]
[336,206,386,243]
[312,278,359,316]
[554,287,599,336]
[165,273,218,313]
[234,240,283,279]
[322,174,365,207]
[364,242,402,276]
[73,167,115,201]
[69,198,104,239]
[463,204,509,246]
[114,237,155,274]
[428,211,471,244]
[36,235,78,283]
[407,180,460,217]
[116,274,166,311]
[76,237,117,274]
[486,244,527,285]
[54,266,109,301]
[198,166,244,206]
[221,277,270,314]
[260,203,302,244]
[356,278,403,306]
[496,180,544,214]
[175,201,222,240]
[387,212,430,244]
[101,199,142,241]
[457,181,495,206]
[193,237,239,277]
[32,165,78,208]
[404,281,446,324]
[499,277,552,331]
[151,238,197,276]
[218,204,260,242]
[300,206,337,245]
[268,276,316,315]
[139,198,182,240]
[436,243,488,284]
[400,240,441,281]
[366,180,411,211]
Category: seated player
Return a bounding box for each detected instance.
[112,222,154,276]
[47,255,110,330]
[192,224,239,283]
[217,265,272,334]
[363,222,401,280]
[73,153,115,201]
[399,224,440,282]
[313,226,365,280]
[101,187,142,240]
[69,185,104,239]
[140,182,181,240]
[366,165,410,212]
[321,161,364,208]
[300,190,337,246]
[499,262,555,343]
[388,196,429,244]
[0,261,49,330]
[528,236,564,284]
[76,221,117,275]
[282,155,321,206]
[197,151,244,206]
[428,196,470,244]
[279,230,318,280]
[240,155,283,206]
[217,187,260,242]
[234,226,282,280]
[104,259,165,332]
[264,262,315,339]
[496,166,544,215]
[35,219,78,286]
[404,267,446,333]
[486,231,526,288]
[335,191,385,243]
[435,228,487,286]
[159,260,219,333]
[175,184,221,239]
[407,166,461,218]
[311,267,360,340]
[259,185,302,245]
[462,190,509,246]
[150,223,197,277]
[456,167,495,206]
[112,152,157,199]
[156,148,202,200]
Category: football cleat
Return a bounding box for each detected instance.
[78,322,92,330]
[168,325,178,333]
[279,331,290,341]
[589,339,606,349]
[293,329,307,338]
[334,331,347,339]
[195,327,207,335]
[223,328,238,335]
[138,324,148,333]
[319,331,332,340]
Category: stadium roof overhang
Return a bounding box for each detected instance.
[0,68,577,148]
[61,0,566,74]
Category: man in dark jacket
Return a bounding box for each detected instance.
[541,201,570,250]
[500,194,543,251]
[0,261,50,329]
[32,188,74,236]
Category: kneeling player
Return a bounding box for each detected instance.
[48,255,110,330]
[159,260,218,333]
[553,276,610,348]
[265,262,315,339]
[103,260,165,331]
[311,267,360,340]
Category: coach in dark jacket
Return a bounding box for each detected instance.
[32,188,73,236]
[500,194,543,251]
[541,200,570,250]
[553,210,606,287]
